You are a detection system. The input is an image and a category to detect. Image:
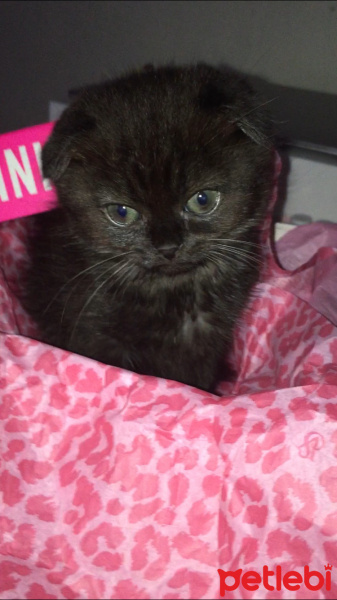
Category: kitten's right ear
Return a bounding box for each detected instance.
[42,109,96,181]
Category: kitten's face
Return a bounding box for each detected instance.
[43,65,275,280]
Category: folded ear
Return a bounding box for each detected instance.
[198,77,274,148]
[42,108,96,181]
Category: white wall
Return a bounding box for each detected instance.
[1,1,337,136]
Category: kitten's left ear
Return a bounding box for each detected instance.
[42,108,96,181]
[229,99,274,148]
[199,78,274,148]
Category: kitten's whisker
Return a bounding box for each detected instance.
[209,250,257,270]
[60,257,129,325]
[119,265,139,299]
[68,259,133,346]
[43,251,133,315]
[209,247,263,268]
[211,245,264,264]
[211,240,264,259]
[111,261,135,292]
[211,238,262,249]
[207,254,224,271]
[213,248,264,267]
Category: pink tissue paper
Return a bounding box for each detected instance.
[0,128,337,599]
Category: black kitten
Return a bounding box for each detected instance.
[25,64,275,391]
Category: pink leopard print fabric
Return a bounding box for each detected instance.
[1,189,337,598]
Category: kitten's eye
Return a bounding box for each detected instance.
[185,190,220,215]
[105,204,140,226]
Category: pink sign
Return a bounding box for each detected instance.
[0,122,58,223]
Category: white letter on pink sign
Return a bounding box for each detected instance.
[33,142,52,191]
[4,145,37,198]
[0,168,9,202]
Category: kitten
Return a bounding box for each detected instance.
[25,64,275,391]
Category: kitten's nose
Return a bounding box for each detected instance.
[157,243,180,260]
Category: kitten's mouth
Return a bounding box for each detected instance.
[148,260,201,276]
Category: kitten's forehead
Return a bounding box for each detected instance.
[84,68,232,136]
[81,68,241,184]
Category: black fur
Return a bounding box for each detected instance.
[24,64,275,391]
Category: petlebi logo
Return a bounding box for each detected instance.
[218,563,332,596]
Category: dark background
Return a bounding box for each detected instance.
[1,0,337,148]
